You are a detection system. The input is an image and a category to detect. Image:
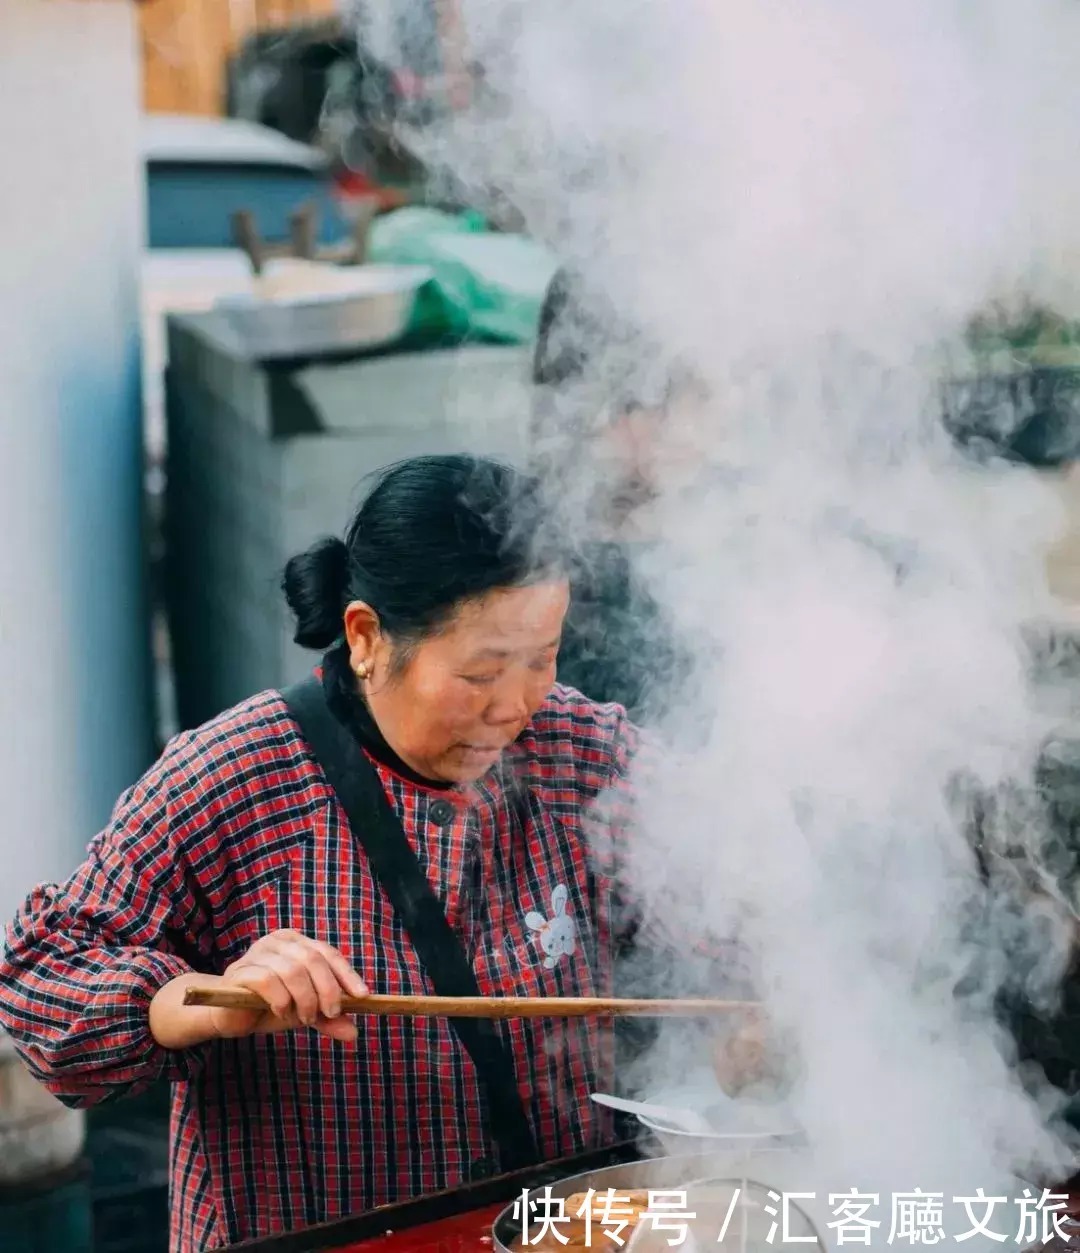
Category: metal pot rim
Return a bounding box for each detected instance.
[491,1154,706,1253]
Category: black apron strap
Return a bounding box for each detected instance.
[281,675,541,1172]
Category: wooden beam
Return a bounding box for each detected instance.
[139,0,342,116]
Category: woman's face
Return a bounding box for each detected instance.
[344,579,570,784]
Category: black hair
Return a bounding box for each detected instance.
[532,267,616,389]
[282,454,564,664]
[531,266,704,452]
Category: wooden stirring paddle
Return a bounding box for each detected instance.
[182,988,757,1020]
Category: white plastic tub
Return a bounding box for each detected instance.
[0,1032,85,1184]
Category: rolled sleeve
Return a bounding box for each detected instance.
[0,776,215,1106]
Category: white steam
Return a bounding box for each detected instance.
[352,0,1080,1242]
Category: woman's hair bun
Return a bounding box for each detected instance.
[282,536,349,650]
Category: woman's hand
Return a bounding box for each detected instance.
[150,930,368,1050]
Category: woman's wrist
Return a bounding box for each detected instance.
[149,971,222,1050]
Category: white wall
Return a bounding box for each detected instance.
[0,1,154,916]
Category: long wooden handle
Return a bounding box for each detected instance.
[182,988,756,1020]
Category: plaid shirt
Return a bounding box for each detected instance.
[0,683,647,1252]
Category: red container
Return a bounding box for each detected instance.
[223,1143,640,1253]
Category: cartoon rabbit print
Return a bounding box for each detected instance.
[525,885,577,969]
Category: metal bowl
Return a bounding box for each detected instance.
[677,1174,827,1252]
[491,1151,825,1253]
[215,262,432,360]
[492,1156,702,1253]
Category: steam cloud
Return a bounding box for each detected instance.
[350,0,1080,1243]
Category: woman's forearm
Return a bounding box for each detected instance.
[0,943,209,1106]
[149,971,223,1049]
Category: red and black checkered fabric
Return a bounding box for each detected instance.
[0,684,650,1251]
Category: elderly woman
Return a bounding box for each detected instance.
[0,455,757,1253]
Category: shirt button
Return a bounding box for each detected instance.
[429,799,456,827]
[470,1155,494,1180]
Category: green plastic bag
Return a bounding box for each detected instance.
[367,207,559,343]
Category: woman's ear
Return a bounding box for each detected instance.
[343,600,381,674]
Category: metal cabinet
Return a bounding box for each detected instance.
[164,311,532,729]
